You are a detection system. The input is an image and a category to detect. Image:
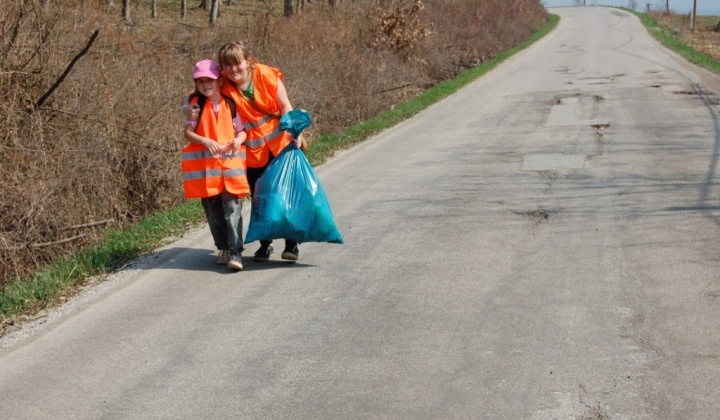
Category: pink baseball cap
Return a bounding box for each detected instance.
[193,59,221,79]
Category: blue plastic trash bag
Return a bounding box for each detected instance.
[279,109,312,139]
[244,146,344,244]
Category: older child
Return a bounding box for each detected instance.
[182,59,249,270]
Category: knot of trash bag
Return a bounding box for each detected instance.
[279,109,312,139]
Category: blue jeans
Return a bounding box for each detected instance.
[201,190,244,256]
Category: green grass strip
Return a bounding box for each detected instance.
[627,8,720,75]
[0,14,560,323]
[0,200,205,319]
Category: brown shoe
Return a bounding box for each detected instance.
[227,254,243,270]
[215,250,231,265]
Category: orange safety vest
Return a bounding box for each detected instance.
[181,95,249,199]
[222,63,293,168]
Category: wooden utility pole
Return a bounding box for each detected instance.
[691,0,697,32]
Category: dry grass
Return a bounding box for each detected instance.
[0,0,549,285]
[649,10,720,61]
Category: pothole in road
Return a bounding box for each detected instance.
[513,209,555,223]
[672,89,716,96]
[549,93,605,106]
[671,90,720,104]
[545,94,608,128]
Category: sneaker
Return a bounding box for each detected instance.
[215,249,231,265]
[253,244,273,262]
[281,245,299,262]
[227,254,243,270]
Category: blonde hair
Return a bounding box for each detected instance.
[217,42,254,68]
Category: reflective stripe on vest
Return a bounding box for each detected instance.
[182,150,218,161]
[183,169,223,181]
[243,115,272,131]
[245,126,284,149]
[221,149,245,159]
[224,168,246,178]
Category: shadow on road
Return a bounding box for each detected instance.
[122,246,315,274]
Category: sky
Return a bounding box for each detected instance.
[541,0,720,15]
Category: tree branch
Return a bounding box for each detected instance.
[1,234,87,251]
[1,5,25,60]
[41,107,175,152]
[62,219,115,231]
[33,28,100,112]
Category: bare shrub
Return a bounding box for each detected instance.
[420,0,548,77]
[257,5,428,136]
[0,0,549,285]
[0,1,197,282]
[368,0,433,58]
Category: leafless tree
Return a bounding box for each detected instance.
[627,0,638,10]
[284,0,293,16]
[210,0,219,25]
[182,0,187,18]
[151,0,157,18]
[122,0,130,22]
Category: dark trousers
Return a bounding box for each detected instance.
[201,190,244,256]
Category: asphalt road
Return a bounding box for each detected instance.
[2,7,720,419]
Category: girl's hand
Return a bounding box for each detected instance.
[204,139,222,155]
[182,103,201,120]
[230,133,247,150]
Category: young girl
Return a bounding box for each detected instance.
[182,59,249,270]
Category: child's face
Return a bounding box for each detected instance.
[222,56,250,86]
[195,77,220,98]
